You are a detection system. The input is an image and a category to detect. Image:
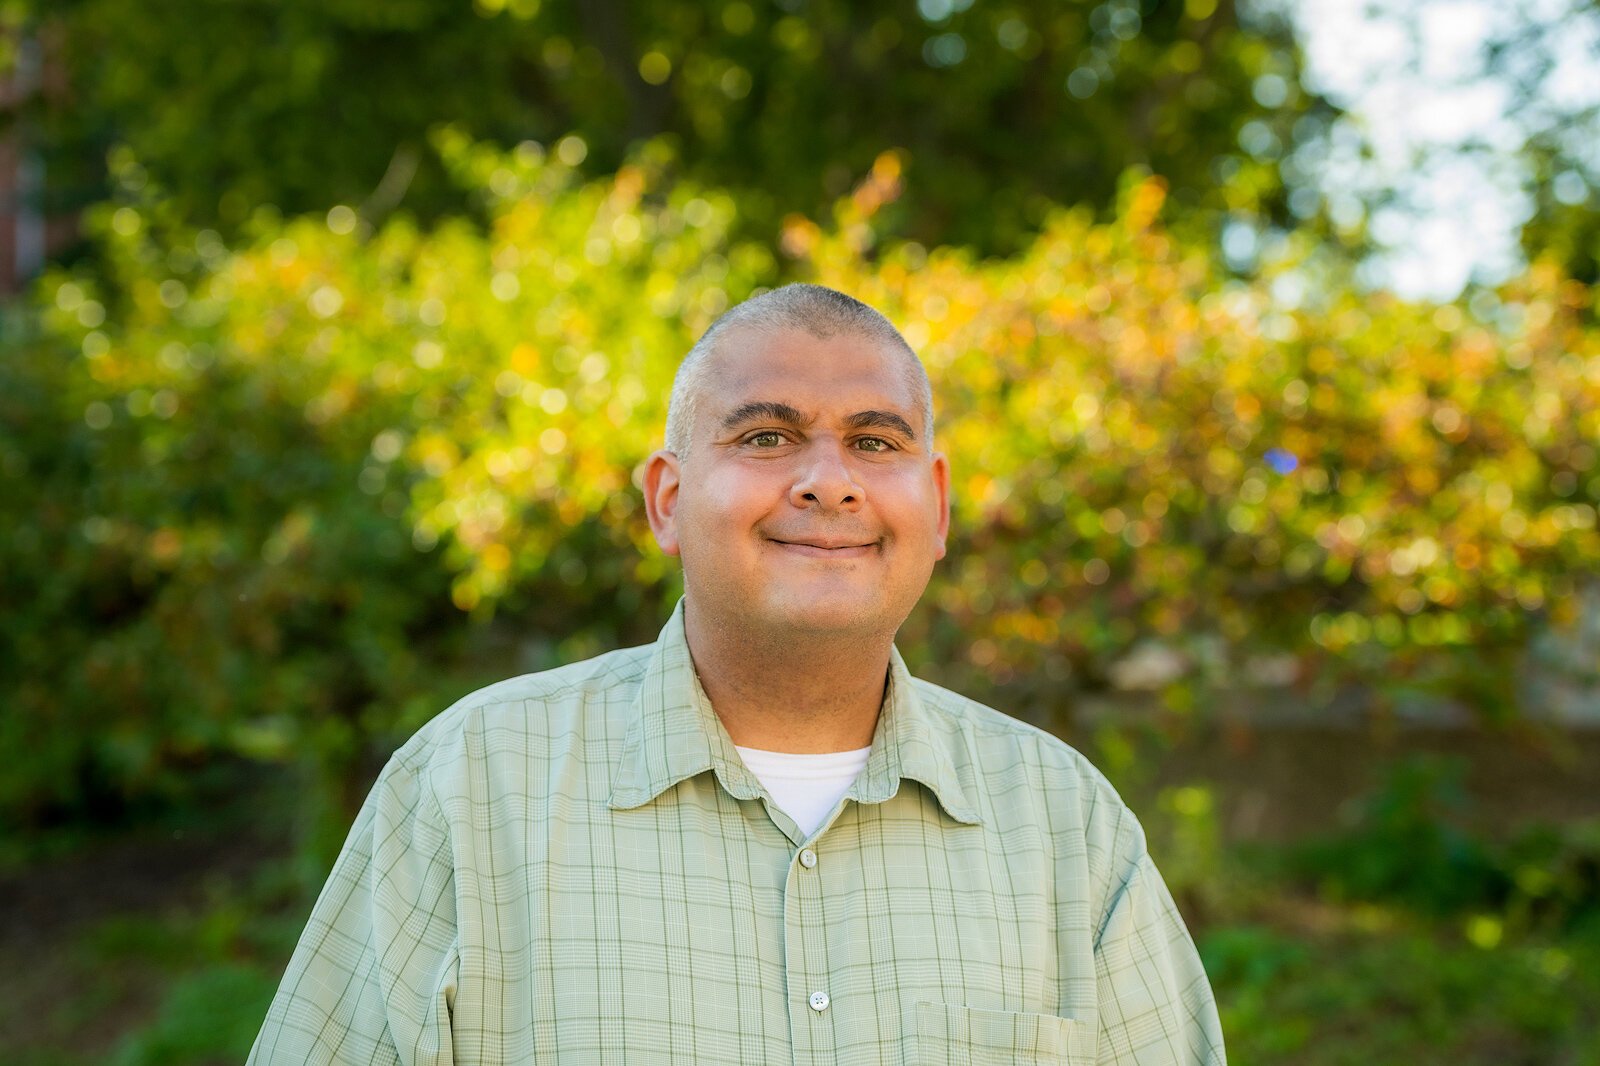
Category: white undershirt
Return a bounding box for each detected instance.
[734,745,872,838]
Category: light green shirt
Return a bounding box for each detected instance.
[250,600,1224,1065]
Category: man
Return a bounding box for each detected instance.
[250,284,1225,1064]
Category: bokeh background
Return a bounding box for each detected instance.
[2,0,1599,1062]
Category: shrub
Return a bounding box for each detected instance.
[3,139,1596,841]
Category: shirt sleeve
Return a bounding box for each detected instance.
[1092,851,1225,1065]
[248,757,460,1066]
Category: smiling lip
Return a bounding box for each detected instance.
[769,538,877,558]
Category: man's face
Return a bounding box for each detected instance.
[645,327,950,640]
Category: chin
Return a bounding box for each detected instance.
[755,589,902,638]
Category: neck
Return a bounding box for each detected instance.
[682,601,892,754]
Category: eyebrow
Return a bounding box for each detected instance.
[844,409,917,441]
[720,401,810,432]
[719,402,918,442]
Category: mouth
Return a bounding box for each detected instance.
[768,538,878,559]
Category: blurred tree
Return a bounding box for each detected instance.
[4,140,1595,846]
[11,0,1321,253]
[1270,0,1600,294]
[0,137,760,845]
[1502,0,1600,285]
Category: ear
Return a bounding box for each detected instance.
[930,451,951,560]
[643,448,683,557]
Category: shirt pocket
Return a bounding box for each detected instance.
[914,1002,1094,1065]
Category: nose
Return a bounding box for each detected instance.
[789,439,863,511]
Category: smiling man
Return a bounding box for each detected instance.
[250,284,1225,1065]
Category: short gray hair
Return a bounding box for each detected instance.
[664,283,933,457]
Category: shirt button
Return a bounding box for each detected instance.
[799,848,818,869]
[809,990,831,1012]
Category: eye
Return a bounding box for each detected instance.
[855,436,893,453]
[748,431,785,447]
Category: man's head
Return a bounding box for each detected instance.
[663,284,934,460]
[644,284,949,642]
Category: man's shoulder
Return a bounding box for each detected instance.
[906,673,1113,787]
[391,641,656,769]
[909,673,1150,868]
[446,641,656,716]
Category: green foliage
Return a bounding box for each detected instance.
[1498,819,1600,930]
[20,0,1319,251]
[1195,758,1600,1063]
[1147,782,1230,921]
[801,177,1600,710]
[0,137,759,830]
[1276,756,1600,932]
[1203,918,1600,1065]
[2,136,1597,838]
[1281,757,1507,916]
[31,866,296,1066]
[108,964,279,1066]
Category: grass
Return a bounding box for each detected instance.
[1203,909,1600,1064]
[7,876,302,1066]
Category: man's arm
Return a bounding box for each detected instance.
[1093,851,1225,1065]
[249,758,460,1066]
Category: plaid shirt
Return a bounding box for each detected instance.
[250,600,1224,1065]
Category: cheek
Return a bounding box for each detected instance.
[878,472,944,525]
[677,470,772,537]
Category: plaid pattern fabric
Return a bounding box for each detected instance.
[250,600,1224,1065]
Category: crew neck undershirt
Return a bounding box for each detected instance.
[733,745,872,837]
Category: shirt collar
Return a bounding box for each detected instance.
[608,599,981,826]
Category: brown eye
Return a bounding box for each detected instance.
[856,437,891,452]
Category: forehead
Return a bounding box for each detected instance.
[698,326,920,421]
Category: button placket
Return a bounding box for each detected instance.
[783,826,837,1063]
